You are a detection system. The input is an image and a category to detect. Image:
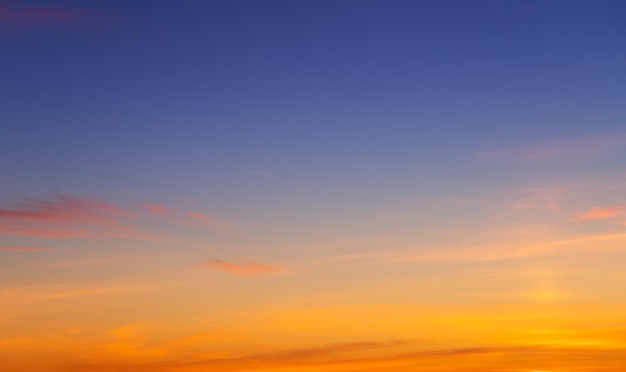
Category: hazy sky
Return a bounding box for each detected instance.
[1,1,626,371]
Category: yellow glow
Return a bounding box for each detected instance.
[528,290,560,300]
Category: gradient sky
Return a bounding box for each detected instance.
[1,1,626,371]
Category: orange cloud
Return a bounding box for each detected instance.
[60,341,626,372]
[204,259,284,276]
[577,206,625,220]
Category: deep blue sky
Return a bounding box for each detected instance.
[1,0,625,204]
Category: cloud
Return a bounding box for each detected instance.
[37,255,131,268]
[0,279,188,322]
[0,245,62,252]
[0,194,149,239]
[0,1,95,26]
[0,283,154,318]
[323,233,626,270]
[142,203,168,215]
[0,194,225,239]
[64,340,415,371]
[577,206,625,221]
[242,341,408,362]
[191,340,413,369]
[183,210,220,226]
[204,259,284,276]
[62,340,626,372]
[518,233,626,257]
[176,210,230,233]
[482,133,626,161]
[0,226,139,238]
[0,194,136,223]
[141,203,226,229]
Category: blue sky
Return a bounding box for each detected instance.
[2,1,624,202]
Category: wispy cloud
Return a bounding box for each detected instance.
[482,133,626,161]
[0,279,187,322]
[37,255,132,268]
[0,283,155,321]
[0,245,62,252]
[63,341,626,372]
[0,1,96,26]
[203,259,284,276]
[142,203,168,215]
[577,206,625,221]
[0,194,226,240]
[141,203,226,229]
[65,340,412,371]
[183,210,221,226]
[0,194,136,222]
[0,194,148,239]
[324,233,626,268]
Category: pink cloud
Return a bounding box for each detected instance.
[0,194,227,239]
[577,206,625,221]
[0,194,148,239]
[143,203,168,215]
[174,210,227,230]
[0,245,61,252]
[184,210,220,225]
[0,194,136,222]
[0,1,95,26]
[204,259,284,276]
[142,203,227,230]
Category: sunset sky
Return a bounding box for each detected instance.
[1,1,626,371]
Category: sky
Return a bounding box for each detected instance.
[1,0,626,371]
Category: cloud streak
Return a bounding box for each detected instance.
[577,206,625,221]
[0,194,149,239]
[0,279,189,323]
[204,259,284,276]
[324,233,626,269]
[141,203,226,229]
[184,211,219,225]
[63,341,626,372]
[482,133,626,161]
[0,194,226,240]
[0,245,62,252]
[142,203,168,215]
[0,1,95,26]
